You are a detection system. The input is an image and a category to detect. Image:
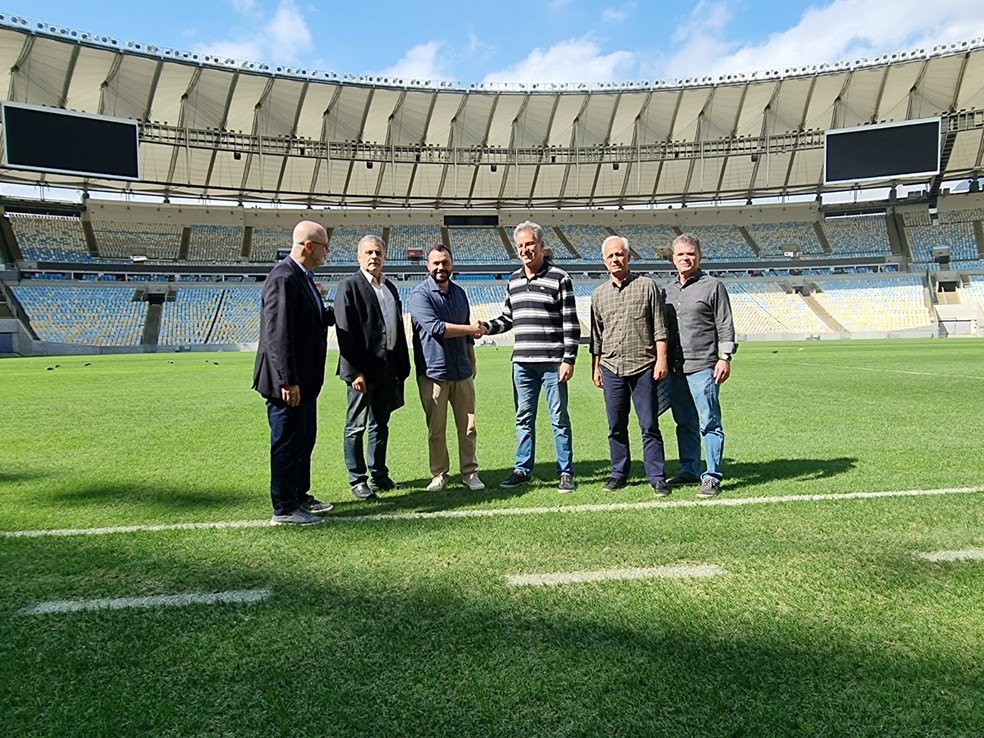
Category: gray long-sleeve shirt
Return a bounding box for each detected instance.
[664,269,737,374]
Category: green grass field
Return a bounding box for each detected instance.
[1,340,982,736]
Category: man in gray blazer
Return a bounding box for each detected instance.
[335,234,411,499]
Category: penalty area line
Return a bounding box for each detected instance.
[2,486,982,539]
[507,563,727,587]
[915,549,984,562]
[19,587,271,615]
[796,362,984,381]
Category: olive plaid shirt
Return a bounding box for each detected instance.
[589,273,668,376]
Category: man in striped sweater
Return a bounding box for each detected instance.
[482,221,581,493]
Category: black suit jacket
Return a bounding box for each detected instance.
[335,270,410,386]
[252,257,334,401]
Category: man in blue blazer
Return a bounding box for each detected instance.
[335,234,411,499]
[253,221,334,525]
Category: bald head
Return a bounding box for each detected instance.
[291,220,328,269]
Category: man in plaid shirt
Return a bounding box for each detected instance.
[590,235,671,497]
[482,221,580,493]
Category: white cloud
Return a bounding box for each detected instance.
[467,29,496,57]
[375,41,452,82]
[268,0,312,51]
[483,37,635,84]
[602,2,636,24]
[662,0,984,80]
[194,0,313,64]
[200,39,264,63]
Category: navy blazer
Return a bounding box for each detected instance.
[335,270,410,385]
[252,257,334,401]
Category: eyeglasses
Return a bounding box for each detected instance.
[305,240,329,249]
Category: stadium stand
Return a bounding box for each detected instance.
[186,225,244,262]
[901,210,932,227]
[11,285,147,345]
[208,289,261,344]
[7,213,98,263]
[810,276,933,332]
[447,227,511,263]
[678,224,757,261]
[555,225,609,260]
[91,221,183,260]
[157,288,223,345]
[388,225,443,256]
[821,214,891,256]
[463,284,509,324]
[248,228,284,263]
[727,282,829,335]
[611,224,680,260]
[906,222,978,263]
[957,275,984,309]
[745,221,825,257]
[938,207,984,224]
[327,225,388,265]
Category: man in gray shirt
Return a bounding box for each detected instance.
[663,233,737,497]
[590,235,671,496]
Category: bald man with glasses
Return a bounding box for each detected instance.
[253,221,335,525]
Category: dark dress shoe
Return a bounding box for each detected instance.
[351,482,376,499]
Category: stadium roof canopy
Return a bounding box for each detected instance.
[1,15,983,209]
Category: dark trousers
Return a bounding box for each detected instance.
[601,365,665,483]
[343,360,400,486]
[267,397,318,515]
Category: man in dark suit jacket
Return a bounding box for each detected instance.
[253,220,334,525]
[335,234,411,499]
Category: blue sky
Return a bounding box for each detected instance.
[2,0,983,84]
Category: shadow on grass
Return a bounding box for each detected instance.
[1,538,978,737]
[44,483,245,511]
[722,456,857,488]
[0,469,54,484]
[330,459,616,516]
[335,456,860,516]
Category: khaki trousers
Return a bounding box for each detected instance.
[417,376,478,478]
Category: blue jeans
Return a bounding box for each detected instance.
[512,362,573,477]
[601,366,665,483]
[669,368,725,481]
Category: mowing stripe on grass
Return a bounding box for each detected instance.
[506,563,727,587]
[915,549,984,562]
[18,587,271,615]
[2,486,982,538]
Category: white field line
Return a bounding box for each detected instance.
[915,549,984,562]
[796,362,984,380]
[19,587,271,615]
[506,563,727,587]
[2,486,981,539]
[2,519,272,538]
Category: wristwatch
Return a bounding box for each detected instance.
[721,354,732,362]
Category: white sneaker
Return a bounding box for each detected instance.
[462,472,486,491]
[426,475,447,492]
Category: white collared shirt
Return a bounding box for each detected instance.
[361,269,398,351]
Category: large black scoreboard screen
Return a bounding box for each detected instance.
[2,101,140,180]
[824,117,940,185]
